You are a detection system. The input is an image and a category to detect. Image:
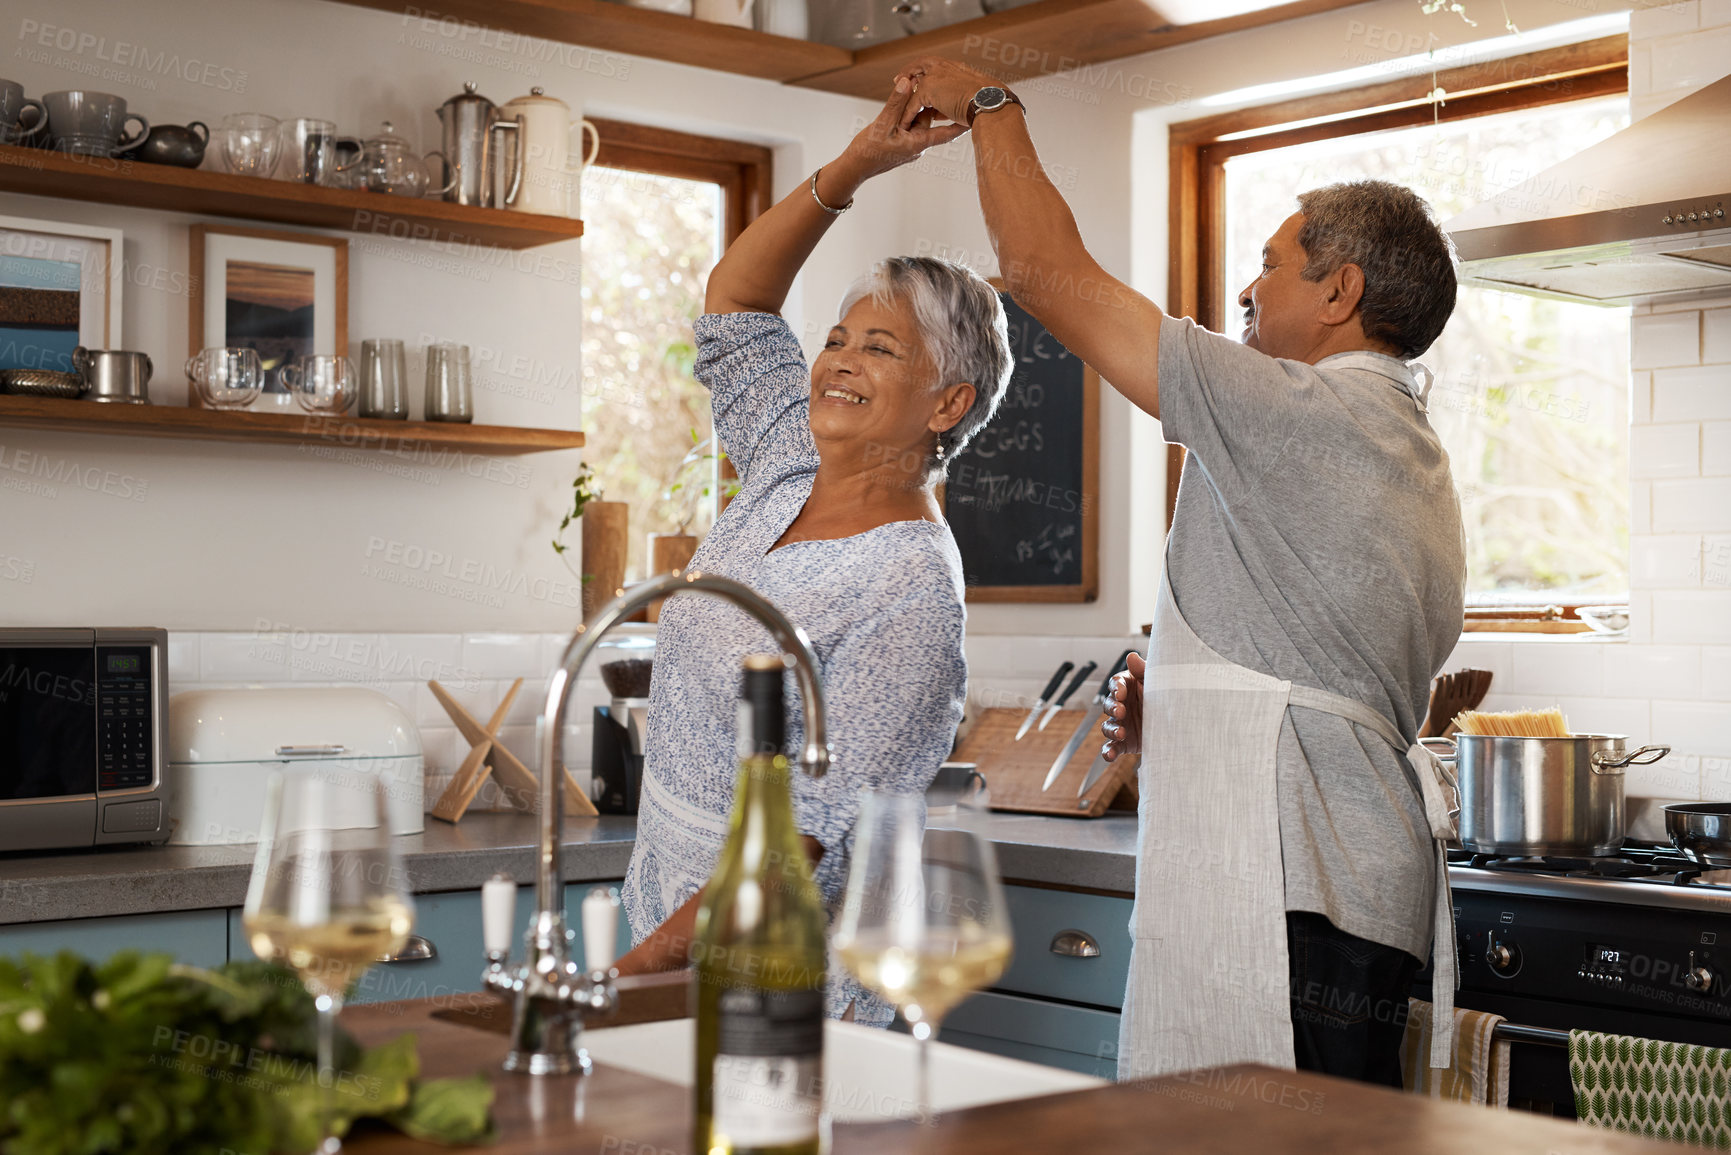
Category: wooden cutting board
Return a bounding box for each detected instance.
[953,706,1138,818]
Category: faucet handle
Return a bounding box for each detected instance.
[483,873,516,957]
[582,886,621,973]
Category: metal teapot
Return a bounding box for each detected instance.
[430,82,522,208]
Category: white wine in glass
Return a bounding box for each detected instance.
[243,767,414,1153]
[832,791,1012,1121]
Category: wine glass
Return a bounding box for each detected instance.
[832,791,1012,1122]
[243,767,414,1154]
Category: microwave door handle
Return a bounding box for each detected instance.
[275,745,348,758]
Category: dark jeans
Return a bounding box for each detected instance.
[1286,911,1421,1088]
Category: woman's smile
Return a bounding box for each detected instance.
[820,385,869,405]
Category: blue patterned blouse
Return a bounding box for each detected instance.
[621,311,969,1025]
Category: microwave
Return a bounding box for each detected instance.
[0,628,169,852]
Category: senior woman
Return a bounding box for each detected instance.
[614,83,1011,1024]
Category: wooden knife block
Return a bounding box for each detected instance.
[953,707,1138,818]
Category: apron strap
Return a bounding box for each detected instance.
[1288,684,1460,1069]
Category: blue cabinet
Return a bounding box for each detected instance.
[226,879,629,1005]
[0,910,228,969]
[930,884,1132,1079]
[943,990,1119,1079]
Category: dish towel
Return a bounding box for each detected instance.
[1570,1031,1731,1148]
[1399,998,1511,1106]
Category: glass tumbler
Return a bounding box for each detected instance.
[279,117,358,185]
[186,346,263,410]
[283,354,355,415]
[221,112,280,177]
[358,338,409,420]
[424,343,473,423]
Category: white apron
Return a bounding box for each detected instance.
[1117,352,1460,1080]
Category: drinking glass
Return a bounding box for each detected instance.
[279,117,359,185]
[243,768,414,1154]
[358,338,408,419]
[221,112,280,177]
[283,354,355,414]
[424,343,473,423]
[832,791,1012,1122]
[186,346,263,410]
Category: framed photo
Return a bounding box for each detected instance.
[0,215,122,374]
[190,224,347,409]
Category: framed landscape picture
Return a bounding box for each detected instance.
[190,224,347,409]
[0,215,122,374]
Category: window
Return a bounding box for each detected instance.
[578,121,771,580]
[1170,37,1631,620]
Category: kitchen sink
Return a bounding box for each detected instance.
[580,1018,1105,1122]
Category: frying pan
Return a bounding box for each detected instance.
[1665,802,1731,867]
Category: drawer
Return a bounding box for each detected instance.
[941,990,1119,1079]
[998,884,1132,1010]
[0,909,228,969]
[228,879,628,1005]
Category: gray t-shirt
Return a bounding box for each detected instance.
[1158,315,1465,961]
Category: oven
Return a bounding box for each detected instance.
[1426,847,1731,1116]
[0,627,169,852]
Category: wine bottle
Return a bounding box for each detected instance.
[693,655,828,1155]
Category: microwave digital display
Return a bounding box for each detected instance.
[106,654,141,674]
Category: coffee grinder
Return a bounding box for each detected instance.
[593,647,653,814]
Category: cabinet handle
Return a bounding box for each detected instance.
[1049,929,1100,958]
[377,934,437,963]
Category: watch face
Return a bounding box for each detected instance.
[974,86,1008,111]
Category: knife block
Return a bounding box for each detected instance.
[952,707,1137,818]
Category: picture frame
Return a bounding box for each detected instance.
[0,214,122,374]
[189,224,347,409]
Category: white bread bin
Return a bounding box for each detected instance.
[167,687,423,844]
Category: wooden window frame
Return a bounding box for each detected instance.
[1165,35,1629,632]
[587,120,772,510]
[589,118,772,247]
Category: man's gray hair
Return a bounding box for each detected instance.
[838,256,1012,473]
[1294,180,1457,360]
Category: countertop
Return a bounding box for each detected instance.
[340,998,1678,1154]
[0,809,1138,926]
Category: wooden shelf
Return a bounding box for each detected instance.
[0,395,584,456]
[0,146,583,250]
[333,0,1372,98]
[347,0,849,81]
[795,0,1375,99]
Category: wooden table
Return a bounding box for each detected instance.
[343,997,1681,1155]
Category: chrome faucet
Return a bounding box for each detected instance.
[481,570,832,1075]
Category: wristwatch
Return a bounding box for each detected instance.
[966,85,1024,125]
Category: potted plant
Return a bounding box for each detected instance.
[552,464,629,620]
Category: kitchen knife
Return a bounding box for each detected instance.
[1015,660,1075,741]
[1042,650,1135,792]
[1076,649,1140,796]
[1036,660,1097,732]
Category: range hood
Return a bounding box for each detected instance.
[1447,74,1731,306]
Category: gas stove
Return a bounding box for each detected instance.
[1437,842,1731,1114]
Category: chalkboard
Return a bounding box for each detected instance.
[943,292,1099,603]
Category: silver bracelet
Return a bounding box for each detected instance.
[810,168,853,216]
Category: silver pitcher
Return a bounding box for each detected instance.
[432,82,522,207]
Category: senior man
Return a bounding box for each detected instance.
[901,61,1467,1087]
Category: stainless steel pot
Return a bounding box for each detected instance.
[1443,734,1669,856]
[1665,803,1731,867]
[72,346,153,404]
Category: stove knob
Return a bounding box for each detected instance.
[1486,933,1519,976]
[1686,951,1716,994]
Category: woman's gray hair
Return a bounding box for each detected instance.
[838,256,1012,473]
[1294,180,1457,360]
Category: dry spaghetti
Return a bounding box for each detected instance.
[1452,708,1571,738]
